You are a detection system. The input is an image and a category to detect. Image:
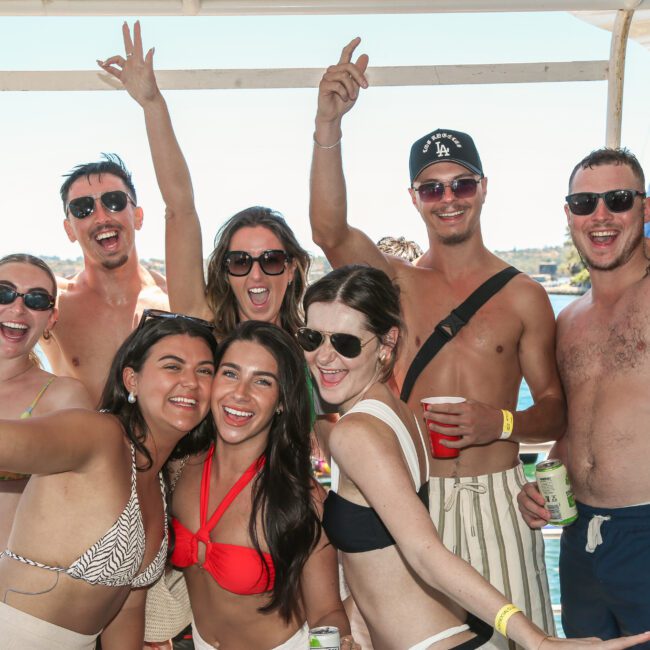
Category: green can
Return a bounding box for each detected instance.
[309,626,340,649]
[535,459,578,526]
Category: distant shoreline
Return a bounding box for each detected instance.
[544,284,587,295]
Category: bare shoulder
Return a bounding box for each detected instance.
[147,268,168,293]
[391,255,432,292]
[330,410,398,461]
[557,292,589,327]
[55,271,83,296]
[44,375,94,410]
[507,273,554,316]
[138,267,170,309]
[509,271,551,299]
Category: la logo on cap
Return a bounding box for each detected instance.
[434,141,451,158]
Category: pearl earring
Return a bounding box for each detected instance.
[128,392,137,404]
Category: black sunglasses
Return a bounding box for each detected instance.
[0,285,55,311]
[565,189,645,216]
[224,250,291,277]
[296,327,375,359]
[412,178,481,203]
[66,190,135,219]
[137,309,215,332]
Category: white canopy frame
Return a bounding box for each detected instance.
[0,0,646,147]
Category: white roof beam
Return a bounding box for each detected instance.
[0,61,608,92]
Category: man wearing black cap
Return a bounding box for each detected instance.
[310,39,563,646]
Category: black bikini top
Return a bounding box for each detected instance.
[322,399,429,554]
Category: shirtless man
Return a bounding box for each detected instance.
[310,39,564,645]
[40,154,168,404]
[518,148,650,639]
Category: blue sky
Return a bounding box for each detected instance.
[2,11,650,260]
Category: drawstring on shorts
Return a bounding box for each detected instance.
[585,514,611,553]
[444,481,488,545]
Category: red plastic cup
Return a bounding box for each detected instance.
[421,396,466,459]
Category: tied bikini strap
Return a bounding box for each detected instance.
[199,446,266,534]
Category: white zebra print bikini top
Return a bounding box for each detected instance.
[1,444,167,588]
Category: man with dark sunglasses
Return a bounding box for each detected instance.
[518,147,650,639]
[39,154,168,404]
[309,39,563,646]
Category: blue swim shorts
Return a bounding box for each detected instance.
[560,500,650,642]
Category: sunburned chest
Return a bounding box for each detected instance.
[54,289,167,361]
[558,299,650,391]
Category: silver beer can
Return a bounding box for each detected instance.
[309,626,340,649]
[535,459,578,526]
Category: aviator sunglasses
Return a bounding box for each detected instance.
[296,327,376,359]
[412,177,481,203]
[565,189,645,216]
[66,190,135,220]
[224,250,291,277]
[0,285,55,311]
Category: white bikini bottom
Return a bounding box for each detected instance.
[0,601,98,649]
[408,623,470,650]
[192,620,309,649]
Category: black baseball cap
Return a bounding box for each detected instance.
[409,129,483,184]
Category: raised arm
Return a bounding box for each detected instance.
[310,39,393,276]
[330,415,648,649]
[99,22,209,320]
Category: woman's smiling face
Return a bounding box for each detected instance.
[0,261,57,360]
[211,339,281,447]
[304,300,384,413]
[226,226,295,326]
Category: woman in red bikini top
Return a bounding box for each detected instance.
[170,321,356,650]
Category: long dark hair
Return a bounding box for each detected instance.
[304,265,403,382]
[98,316,218,470]
[205,206,310,339]
[215,320,319,621]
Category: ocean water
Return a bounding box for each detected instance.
[521,293,578,637]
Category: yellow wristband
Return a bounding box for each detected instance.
[500,409,514,440]
[495,603,522,636]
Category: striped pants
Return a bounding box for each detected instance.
[429,465,555,650]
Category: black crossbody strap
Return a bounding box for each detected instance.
[400,266,521,403]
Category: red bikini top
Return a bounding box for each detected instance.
[171,445,275,595]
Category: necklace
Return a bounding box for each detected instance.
[0,363,34,384]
